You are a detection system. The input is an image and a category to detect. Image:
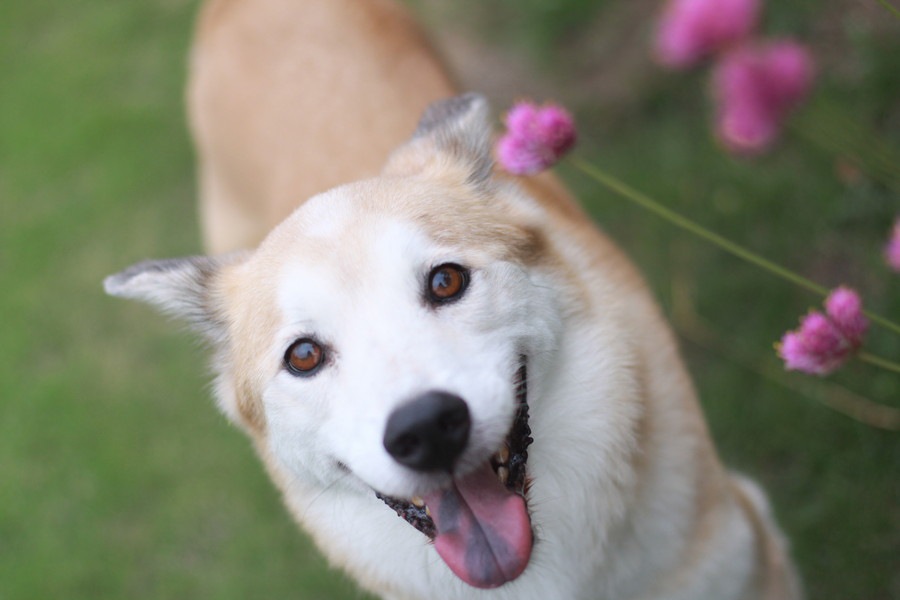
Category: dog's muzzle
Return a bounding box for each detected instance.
[377,363,533,589]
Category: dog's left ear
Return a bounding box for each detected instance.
[383,92,493,186]
[103,253,246,343]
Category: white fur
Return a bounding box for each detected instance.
[264,203,561,502]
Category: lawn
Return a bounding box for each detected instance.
[1,0,898,598]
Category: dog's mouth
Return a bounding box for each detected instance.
[376,363,533,589]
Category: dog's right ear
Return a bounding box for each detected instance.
[103,253,246,343]
[383,92,494,187]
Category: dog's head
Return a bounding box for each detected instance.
[105,94,565,589]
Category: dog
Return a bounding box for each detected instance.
[104,0,801,597]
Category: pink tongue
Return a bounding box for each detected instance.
[422,463,533,589]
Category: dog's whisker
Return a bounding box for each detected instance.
[297,471,352,519]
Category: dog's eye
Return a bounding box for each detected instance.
[427,263,469,304]
[284,338,325,375]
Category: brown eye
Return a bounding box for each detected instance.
[427,263,469,304]
[284,338,325,375]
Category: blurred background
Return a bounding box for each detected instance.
[1,0,898,598]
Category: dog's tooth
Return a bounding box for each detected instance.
[425,506,431,517]
[495,444,510,465]
[497,466,509,485]
[411,495,425,508]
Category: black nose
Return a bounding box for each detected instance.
[383,391,471,471]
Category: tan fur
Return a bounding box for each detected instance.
[215,260,279,434]
[189,0,456,253]
[732,479,803,599]
[185,0,800,597]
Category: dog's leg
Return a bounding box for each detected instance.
[731,475,804,600]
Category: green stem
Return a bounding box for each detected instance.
[866,312,900,338]
[569,156,900,338]
[859,352,900,375]
[877,0,900,19]
[792,112,900,194]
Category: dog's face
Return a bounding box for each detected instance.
[106,95,566,589]
[244,179,557,497]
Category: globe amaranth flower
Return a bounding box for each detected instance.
[655,0,760,70]
[712,40,815,155]
[824,286,868,343]
[777,287,868,376]
[496,101,577,176]
[885,219,900,272]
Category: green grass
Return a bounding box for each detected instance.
[2,1,898,599]
[0,1,361,598]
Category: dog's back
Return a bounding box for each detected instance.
[188,0,456,254]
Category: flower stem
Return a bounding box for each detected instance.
[866,313,900,338]
[677,317,900,430]
[792,106,900,194]
[877,0,900,20]
[569,156,900,337]
[859,352,900,375]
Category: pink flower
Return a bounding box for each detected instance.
[496,101,577,175]
[779,314,847,375]
[777,287,868,376]
[712,40,815,154]
[885,219,900,272]
[824,286,868,344]
[655,0,760,70]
